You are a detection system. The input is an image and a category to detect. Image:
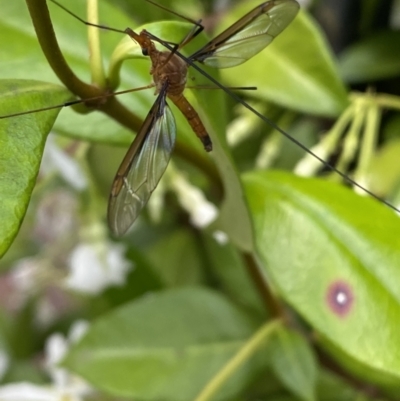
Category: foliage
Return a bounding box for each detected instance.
[0,0,400,400]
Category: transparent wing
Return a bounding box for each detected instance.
[108,86,176,236]
[190,0,299,68]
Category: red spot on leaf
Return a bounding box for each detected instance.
[326,280,354,317]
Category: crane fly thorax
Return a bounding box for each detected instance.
[150,51,188,96]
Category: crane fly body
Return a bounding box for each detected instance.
[106,0,300,236]
[127,28,212,151]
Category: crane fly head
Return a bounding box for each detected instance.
[124,28,157,57]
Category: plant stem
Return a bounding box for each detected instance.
[351,92,400,111]
[356,96,381,182]
[26,0,94,96]
[243,253,286,318]
[375,93,400,111]
[335,98,365,173]
[194,320,282,401]
[87,0,106,88]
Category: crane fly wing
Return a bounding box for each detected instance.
[190,0,299,68]
[108,84,176,236]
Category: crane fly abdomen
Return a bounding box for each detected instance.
[169,93,212,152]
[148,48,212,151]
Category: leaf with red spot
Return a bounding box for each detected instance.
[244,170,400,385]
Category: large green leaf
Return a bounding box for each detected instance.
[63,288,267,400]
[220,3,349,117]
[145,229,205,287]
[270,327,317,401]
[202,231,265,315]
[0,79,72,257]
[244,170,400,383]
[339,31,400,84]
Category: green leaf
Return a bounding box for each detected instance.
[339,31,400,84]
[2,360,47,385]
[0,79,72,257]
[146,229,205,287]
[63,288,265,401]
[316,370,362,401]
[243,170,400,383]
[270,327,317,401]
[202,232,265,316]
[220,4,349,117]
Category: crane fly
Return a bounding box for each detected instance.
[104,0,300,235]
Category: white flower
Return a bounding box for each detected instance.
[170,170,218,228]
[294,143,329,177]
[0,382,61,401]
[65,241,132,295]
[0,321,91,401]
[212,230,229,245]
[45,321,90,400]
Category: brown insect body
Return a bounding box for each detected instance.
[126,28,212,152]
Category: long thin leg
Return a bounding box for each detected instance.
[177,20,204,50]
[49,0,127,35]
[186,85,257,90]
[144,0,203,29]
[1,84,155,119]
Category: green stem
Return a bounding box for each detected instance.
[243,253,286,318]
[26,0,94,96]
[194,320,282,401]
[294,103,355,177]
[87,0,106,88]
[335,99,365,173]
[374,94,400,111]
[351,92,400,111]
[356,97,381,181]
[326,103,356,146]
